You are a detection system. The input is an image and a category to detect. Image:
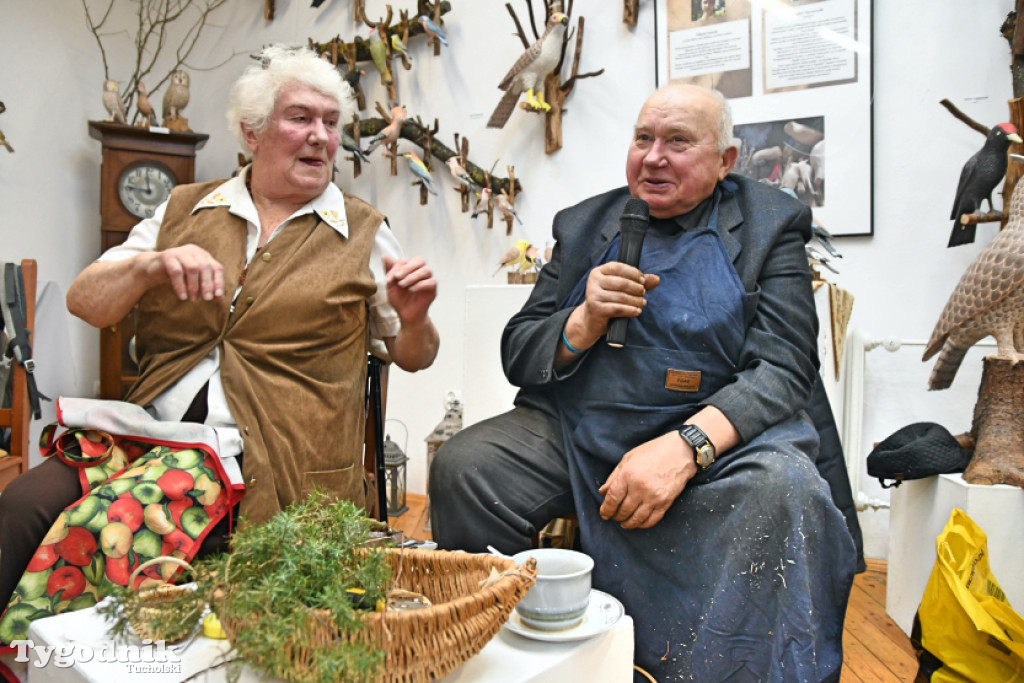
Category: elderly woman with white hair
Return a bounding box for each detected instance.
[0,45,438,641]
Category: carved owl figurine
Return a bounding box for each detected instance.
[923,154,1024,390]
[102,80,126,124]
[162,70,190,122]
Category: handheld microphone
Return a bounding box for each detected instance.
[606,198,650,348]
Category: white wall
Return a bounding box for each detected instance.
[1,0,1017,559]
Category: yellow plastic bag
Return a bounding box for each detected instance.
[911,508,1024,681]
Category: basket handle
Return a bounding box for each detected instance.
[129,555,195,589]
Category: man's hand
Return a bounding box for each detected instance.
[575,262,660,341]
[383,254,436,326]
[150,245,225,302]
[598,431,697,529]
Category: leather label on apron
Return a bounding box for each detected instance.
[665,369,701,392]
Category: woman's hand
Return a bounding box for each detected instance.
[383,254,436,326]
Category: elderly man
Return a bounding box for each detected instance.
[430,84,855,681]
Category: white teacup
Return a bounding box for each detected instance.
[511,548,593,631]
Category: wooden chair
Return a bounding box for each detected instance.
[0,259,37,491]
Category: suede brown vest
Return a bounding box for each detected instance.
[126,179,381,524]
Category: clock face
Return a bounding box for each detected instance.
[117,162,176,219]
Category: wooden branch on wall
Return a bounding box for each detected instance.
[545,14,603,153]
[348,119,521,197]
[452,134,472,212]
[939,98,990,136]
[345,114,365,178]
[309,2,452,76]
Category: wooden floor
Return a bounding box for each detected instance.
[389,493,919,682]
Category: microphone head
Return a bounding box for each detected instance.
[621,198,650,224]
[620,198,650,237]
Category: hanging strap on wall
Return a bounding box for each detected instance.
[0,263,45,419]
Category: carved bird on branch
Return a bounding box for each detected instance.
[365,105,407,154]
[403,151,437,195]
[487,12,569,129]
[948,122,1022,247]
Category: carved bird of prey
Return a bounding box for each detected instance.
[342,132,371,163]
[923,154,1024,390]
[948,122,1022,247]
[368,28,393,85]
[403,151,437,195]
[445,157,477,192]
[496,190,523,225]
[162,70,190,121]
[365,105,407,154]
[417,15,448,46]
[136,82,154,127]
[390,35,413,62]
[102,80,126,124]
[493,240,534,276]
[487,13,569,129]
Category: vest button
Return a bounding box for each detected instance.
[248,477,257,488]
[261,252,272,262]
[246,296,255,306]
[244,426,250,435]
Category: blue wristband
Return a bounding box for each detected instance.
[561,330,583,355]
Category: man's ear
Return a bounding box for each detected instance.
[241,123,258,153]
[719,145,739,179]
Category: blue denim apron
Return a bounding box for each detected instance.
[556,186,846,680]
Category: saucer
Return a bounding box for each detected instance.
[503,589,624,642]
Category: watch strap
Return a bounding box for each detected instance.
[679,424,716,469]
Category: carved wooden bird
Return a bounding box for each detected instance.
[923,154,1024,390]
[136,82,154,127]
[102,80,126,124]
[390,35,413,62]
[948,122,1022,247]
[365,105,407,154]
[496,190,523,225]
[486,13,569,129]
[493,240,534,276]
[403,151,437,195]
[368,28,393,86]
[342,131,371,163]
[162,70,191,121]
[417,15,448,46]
[445,156,477,192]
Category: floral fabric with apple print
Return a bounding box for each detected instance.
[0,427,233,644]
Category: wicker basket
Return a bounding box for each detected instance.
[219,548,537,683]
[124,556,205,643]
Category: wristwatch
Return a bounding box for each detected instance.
[679,424,716,469]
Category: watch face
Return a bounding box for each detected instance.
[118,162,176,219]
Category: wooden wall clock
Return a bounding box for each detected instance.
[87,121,209,399]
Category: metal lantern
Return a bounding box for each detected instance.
[383,433,408,516]
[423,393,463,531]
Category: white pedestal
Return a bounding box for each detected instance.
[886,473,1024,635]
